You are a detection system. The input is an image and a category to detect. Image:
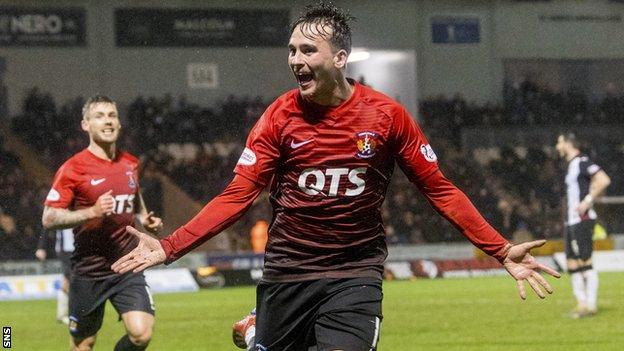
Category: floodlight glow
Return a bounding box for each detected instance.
[347,51,370,63]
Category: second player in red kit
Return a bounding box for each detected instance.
[43,96,163,351]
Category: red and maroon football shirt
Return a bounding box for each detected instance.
[234,81,439,282]
[45,149,140,279]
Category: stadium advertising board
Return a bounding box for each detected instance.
[115,8,289,47]
[144,268,199,293]
[0,269,198,300]
[0,7,86,46]
[0,274,60,301]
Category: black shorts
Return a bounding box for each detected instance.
[565,220,595,262]
[68,272,155,338]
[255,277,383,351]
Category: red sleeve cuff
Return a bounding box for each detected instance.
[159,238,175,265]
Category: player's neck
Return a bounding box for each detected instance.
[566,149,580,162]
[311,77,354,107]
[88,142,117,161]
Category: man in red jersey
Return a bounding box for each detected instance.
[42,96,163,351]
[112,3,560,350]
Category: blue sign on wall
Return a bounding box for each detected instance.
[431,17,480,44]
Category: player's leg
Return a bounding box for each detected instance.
[58,253,72,325]
[110,273,155,350]
[57,276,70,324]
[314,277,383,351]
[578,220,598,315]
[116,312,154,351]
[68,277,108,351]
[565,224,588,316]
[254,280,322,350]
[68,304,104,350]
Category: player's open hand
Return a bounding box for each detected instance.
[92,190,115,217]
[502,239,561,300]
[140,211,164,234]
[111,226,166,274]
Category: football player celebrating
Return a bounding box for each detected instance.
[113,3,560,350]
[43,96,163,351]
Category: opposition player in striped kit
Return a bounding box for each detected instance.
[36,228,75,325]
[113,3,560,350]
[42,96,163,351]
[556,133,611,318]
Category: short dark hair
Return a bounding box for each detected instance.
[290,2,355,54]
[559,132,582,150]
[82,95,116,119]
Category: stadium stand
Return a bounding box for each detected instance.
[3,83,623,261]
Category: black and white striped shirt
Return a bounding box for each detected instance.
[565,155,601,225]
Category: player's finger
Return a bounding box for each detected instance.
[526,276,545,299]
[111,250,137,272]
[118,260,141,274]
[145,211,154,218]
[523,239,546,250]
[532,272,554,294]
[537,263,561,278]
[114,253,144,274]
[133,261,153,273]
[516,280,526,300]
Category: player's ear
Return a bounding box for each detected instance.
[80,118,89,132]
[334,49,348,69]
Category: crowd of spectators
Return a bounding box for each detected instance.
[421,79,624,134]
[4,83,623,260]
[0,138,46,260]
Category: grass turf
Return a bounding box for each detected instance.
[1,272,623,350]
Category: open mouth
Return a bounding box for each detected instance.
[295,72,314,86]
[102,128,115,136]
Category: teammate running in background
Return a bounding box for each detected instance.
[113,3,560,350]
[36,228,74,325]
[556,133,611,318]
[42,95,163,351]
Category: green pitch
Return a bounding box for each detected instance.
[1,273,623,350]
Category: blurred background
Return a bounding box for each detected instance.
[1,0,623,293]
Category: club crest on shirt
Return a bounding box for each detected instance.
[355,131,379,159]
[126,171,136,189]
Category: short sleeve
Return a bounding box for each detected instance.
[234,103,281,186]
[44,163,77,208]
[583,159,601,177]
[391,107,439,183]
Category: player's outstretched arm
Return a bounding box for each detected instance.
[112,226,165,274]
[414,170,560,299]
[501,240,561,300]
[113,175,264,272]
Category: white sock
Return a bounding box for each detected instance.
[57,289,69,323]
[245,325,255,351]
[584,269,599,310]
[571,272,587,307]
